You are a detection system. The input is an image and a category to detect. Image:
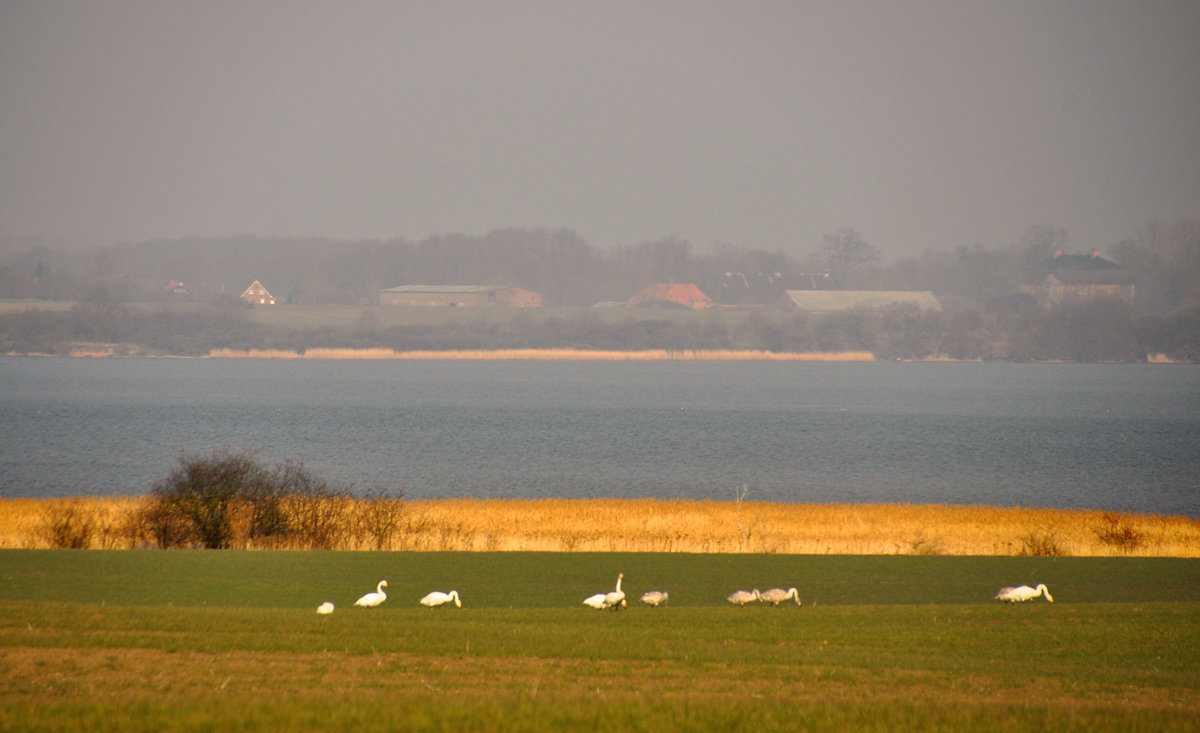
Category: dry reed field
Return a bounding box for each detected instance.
[206,347,876,361]
[4,497,1198,556]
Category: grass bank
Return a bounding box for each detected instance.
[4,497,1198,556]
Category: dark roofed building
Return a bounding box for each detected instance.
[1019,249,1134,308]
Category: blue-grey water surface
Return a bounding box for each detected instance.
[1,358,1197,517]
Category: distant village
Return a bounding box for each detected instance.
[2,224,1194,362]
[231,248,1134,316]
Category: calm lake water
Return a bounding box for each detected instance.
[1,358,1197,517]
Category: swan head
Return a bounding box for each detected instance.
[452,590,462,608]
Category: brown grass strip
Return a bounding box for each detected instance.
[1,646,1194,714]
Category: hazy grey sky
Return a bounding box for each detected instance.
[2,1,1197,259]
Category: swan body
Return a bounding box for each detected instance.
[728,589,761,606]
[316,601,335,614]
[760,587,801,606]
[640,590,669,607]
[420,590,462,608]
[585,573,626,610]
[994,583,1054,603]
[603,573,626,610]
[354,580,388,607]
[583,593,608,609]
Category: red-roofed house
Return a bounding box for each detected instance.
[626,283,712,309]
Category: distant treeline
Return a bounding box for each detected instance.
[2,218,1198,361]
[2,296,1197,362]
[2,219,1198,314]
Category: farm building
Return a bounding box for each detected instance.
[1019,249,1134,308]
[240,280,275,305]
[626,283,713,309]
[777,290,942,313]
[380,285,542,307]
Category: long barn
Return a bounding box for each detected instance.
[380,285,542,307]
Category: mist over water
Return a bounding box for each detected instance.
[2,359,1197,517]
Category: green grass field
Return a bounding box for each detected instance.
[2,551,1198,731]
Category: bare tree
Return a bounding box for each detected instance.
[1020,224,1070,267]
[817,228,880,287]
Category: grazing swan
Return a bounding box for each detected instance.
[994,583,1054,603]
[354,579,388,607]
[583,593,609,609]
[420,590,462,608]
[316,601,335,615]
[640,590,669,607]
[760,587,801,606]
[603,573,626,610]
[727,589,761,606]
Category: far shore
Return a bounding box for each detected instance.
[6,346,1189,362]
[207,347,878,361]
[6,346,878,360]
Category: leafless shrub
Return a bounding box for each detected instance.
[142,449,363,550]
[150,447,269,549]
[354,486,406,550]
[127,496,195,548]
[1094,512,1145,553]
[735,484,761,552]
[38,500,96,549]
[907,536,944,555]
[281,491,348,550]
[1017,531,1066,557]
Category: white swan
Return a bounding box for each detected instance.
[316,601,335,614]
[727,589,761,606]
[583,593,608,609]
[603,573,626,610]
[420,590,462,608]
[760,587,801,606]
[354,579,388,607]
[994,583,1054,603]
[640,590,669,607]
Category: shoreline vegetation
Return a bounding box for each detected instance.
[5,497,1198,556]
[8,345,1189,362]
[3,296,1197,363]
[206,347,878,361]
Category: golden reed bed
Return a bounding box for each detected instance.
[3,497,1197,556]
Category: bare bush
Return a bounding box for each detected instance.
[143,449,371,550]
[150,448,269,549]
[38,500,96,549]
[1094,512,1145,553]
[275,460,351,549]
[734,484,760,552]
[354,487,406,550]
[906,536,944,555]
[125,496,194,548]
[1017,531,1066,557]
